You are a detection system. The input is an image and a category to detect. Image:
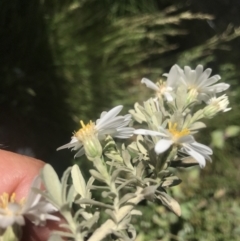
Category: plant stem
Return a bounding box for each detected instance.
[87,187,144,241]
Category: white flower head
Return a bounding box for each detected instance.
[203,94,231,118]
[134,122,212,168]
[178,65,230,101]
[141,65,180,102]
[57,105,134,158]
[0,176,59,229]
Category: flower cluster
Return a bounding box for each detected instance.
[15,64,229,241]
[132,64,230,168]
[56,64,230,168]
[0,176,59,239]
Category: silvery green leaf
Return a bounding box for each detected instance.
[41,164,62,207]
[73,209,86,222]
[130,209,142,216]
[143,178,159,185]
[118,213,131,229]
[118,193,137,207]
[117,178,137,192]
[49,231,75,239]
[136,135,148,155]
[142,185,158,200]
[83,212,100,230]
[136,161,146,178]
[170,156,199,167]
[151,112,162,127]
[61,167,72,204]
[101,191,116,199]
[129,103,146,123]
[66,185,76,204]
[105,152,123,162]
[127,141,138,153]
[48,234,64,241]
[77,198,114,209]
[189,121,206,130]
[191,109,204,123]
[182,113,192,129]
[157,170,171,179]
[89,169,105,182]
[122,148,134,170]
[71,164,86,198]
[175,85,187,110]
[81,211,93,220]
[105,209,117,223]
[86,176,95,190]
[162,118,170,129]
[32,188,60,208]
[126,224,137,241]
[157,192,181,216]
[111,168,126,182]
[161,176,182,188]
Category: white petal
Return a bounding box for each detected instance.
[134,129,166,137]
[196,68,212,85]
[191,142,213,155]
[0,216,16,228]
[178,135,195,144]
[155,139,173,154]
[57,138,78,150]
[141,78,159,91]
[166,65,180,88]
[206,83,230,93]
[199,75,221,87]
[97,116,129,130]
[163,92,174,102]
[74,147,85,158]
[23,176,42,210]
[96,105,123,129]
[195,65,204,79]
[184,145,206,168]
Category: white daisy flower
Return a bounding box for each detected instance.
[134,122,212,168]
[178,65,230,101]
[203,94,231,118]
[141,65,180,102]
[0,176,59,229]
[57,105,134,158]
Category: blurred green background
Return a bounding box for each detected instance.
[1,0,240,240]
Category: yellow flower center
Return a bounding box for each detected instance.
[157,80,167,94]
[168,122,190,140]
[0,192,25,215]
[75,120,96,142]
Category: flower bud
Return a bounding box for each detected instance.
[83,135,103,160]
[203,94,231,118]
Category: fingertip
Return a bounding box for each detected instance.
[0,149,45,198]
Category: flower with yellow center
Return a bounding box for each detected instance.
[0,193,25,228]
[74,120,102,159]
[134,122,212,168]
[0,176,59,229]
[168,122,190,141]
[57,105,134,158]
[141,65,180,102]
[178,65,229,102]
